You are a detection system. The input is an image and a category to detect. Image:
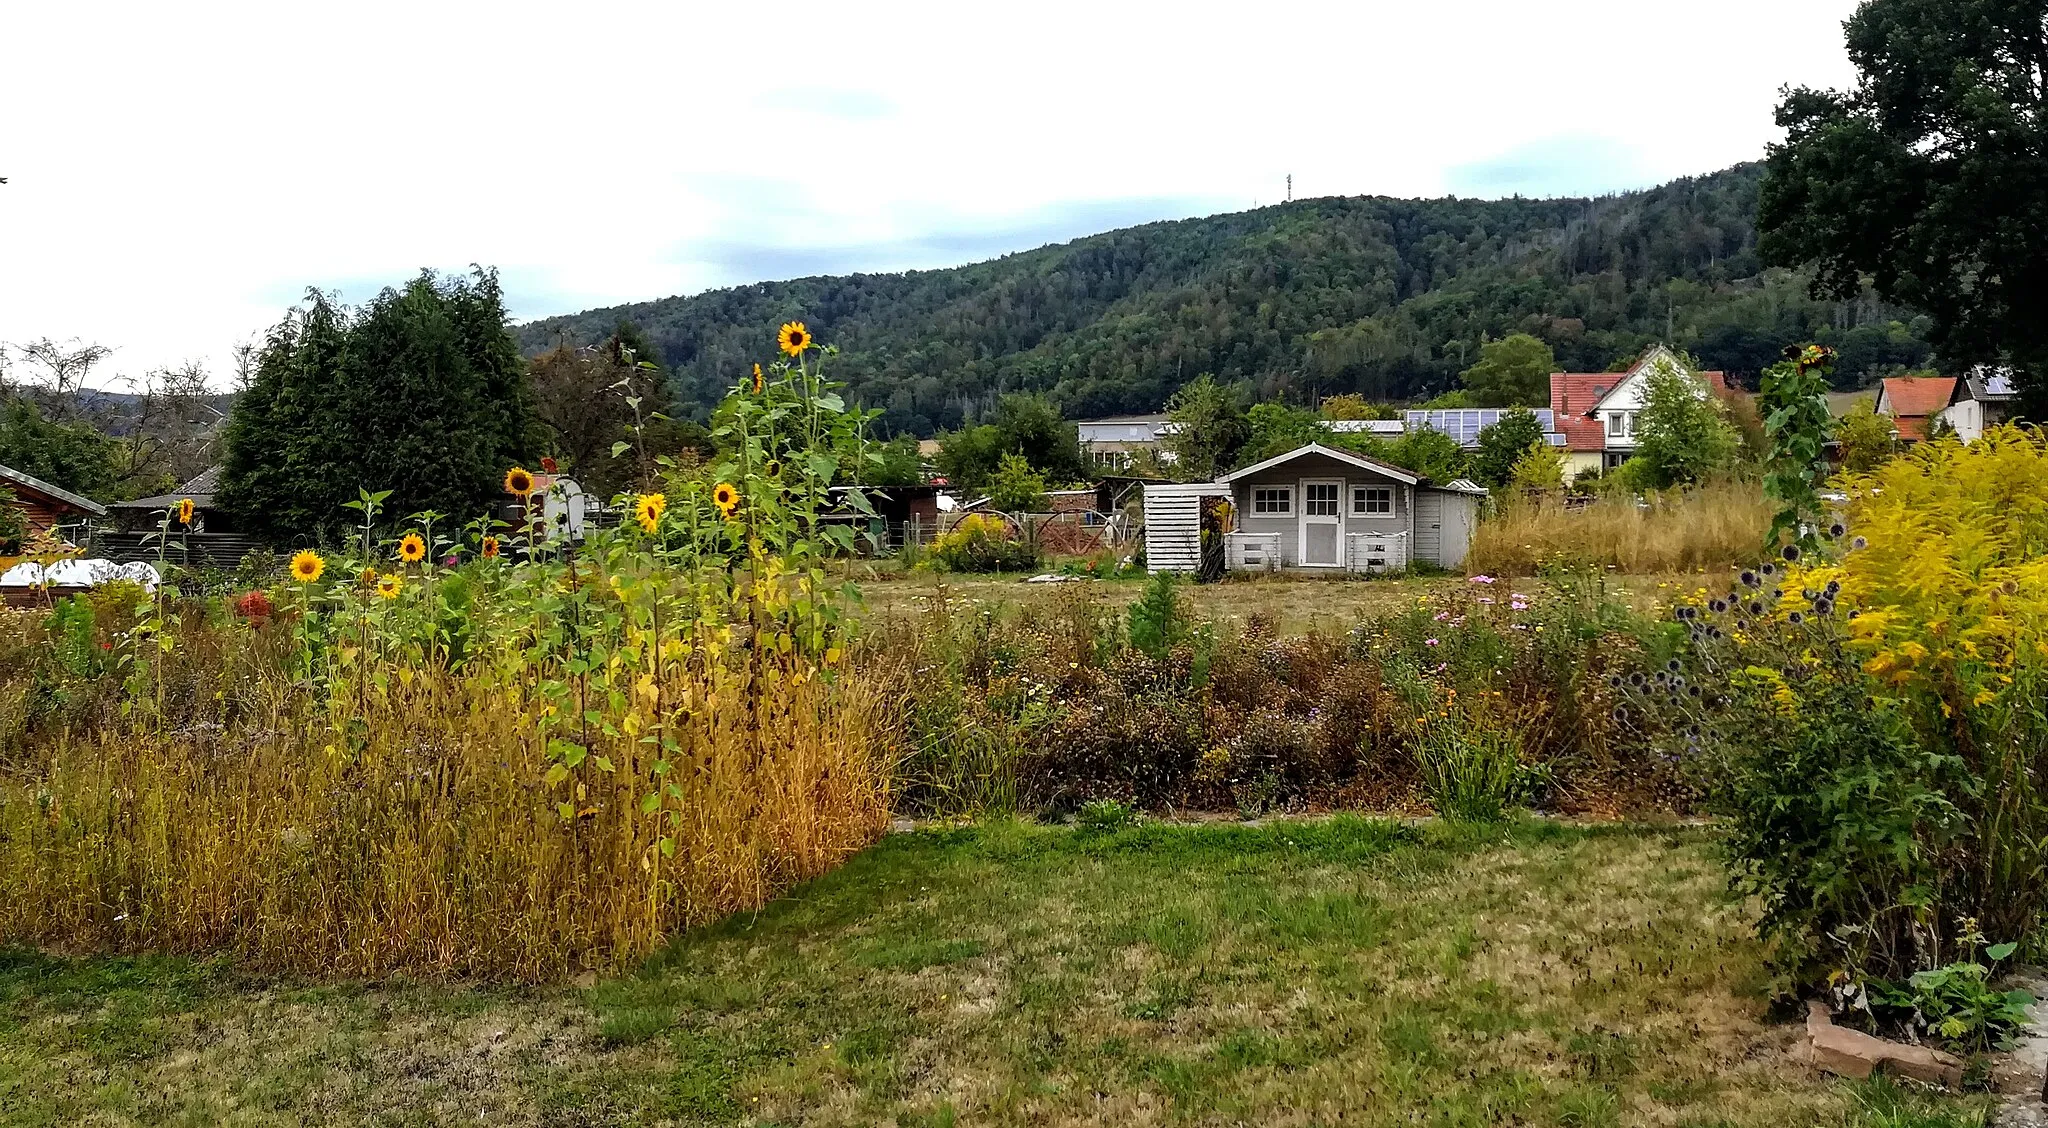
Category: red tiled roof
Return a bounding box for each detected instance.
[1879,377,1956,441]
[1549,373,1618,451]
[1547,367,1736,452]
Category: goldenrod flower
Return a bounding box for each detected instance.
[712,481,740,517]
[635,492,668,533]
[481,535,501,559]
[504,466,536,497]
[397,533,426,563]
[376,573,402,600]
[175,497,195,525]
[289,550,325,583]
[753,363,764,394]
[776,321,811,356]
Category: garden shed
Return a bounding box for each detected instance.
[1142,443,1487,575]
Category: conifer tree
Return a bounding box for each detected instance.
[220,270,535,543]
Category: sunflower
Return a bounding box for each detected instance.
[481,535,501,559]
[288,550,325,584]
[175,497,195,525]
[360,567,378,586]
[752,363,764,394]
[504,466,536,497]
[712,481,740,517]
[375,573,403,600]
[634,492,668,534]
[776,321,811,357]
[397,533,427,563]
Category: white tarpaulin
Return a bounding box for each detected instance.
[0,559,159,592]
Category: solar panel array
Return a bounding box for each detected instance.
[1404,409,1568,448]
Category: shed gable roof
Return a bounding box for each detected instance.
[0,463,107,516]
[1217,443,1422,486]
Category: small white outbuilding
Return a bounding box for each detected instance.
[1142,443,1488,575]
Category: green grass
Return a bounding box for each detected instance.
[0,819,1994,1126]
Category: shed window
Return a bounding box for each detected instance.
[1353,486,1392,515]
[1304,483,1339,516]
[1252,487,1291,515]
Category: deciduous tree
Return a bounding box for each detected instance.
[1759,0,2048,405]
[1459,334,1556,407]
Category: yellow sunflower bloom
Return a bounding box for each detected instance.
[289,550,325,583]
[397,533,426,563]
[635,492,668,533]
[712,481,740,518]
[376,573,403,600]
[175,497,195,525]
[504,466,536,497]
[481,535,501,559]
[776,321,811,357]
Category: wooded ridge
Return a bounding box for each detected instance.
[518,162,1933,435]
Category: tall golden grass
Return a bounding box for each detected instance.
[1465,479,1772,577]
[0,612,894,981]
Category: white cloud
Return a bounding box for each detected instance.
[0,0,1862,385]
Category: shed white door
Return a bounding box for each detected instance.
[1413,489,1444,565]
[1298,480,1342,566]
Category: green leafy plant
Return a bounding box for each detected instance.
[1417,718,1521,823]
[1125,571,1190,661]
[1759,344,1836,549]
[1867,941,2037,1052]
[1075,797,1139,835]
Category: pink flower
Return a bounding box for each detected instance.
[1433,611,1450,621]
[1469,574,1496,584]
[1425,638,1440,647]
[1511,600,1528,611]
[1512,624,1529,631]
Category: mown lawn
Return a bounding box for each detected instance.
[0,819,1991,1127]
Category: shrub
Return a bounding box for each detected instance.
[1626,425,2048,992]
[929,513,1040,573]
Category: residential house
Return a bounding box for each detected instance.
[1874,376,1957,442]
[1548,345,1731,477]
[1142,443,1487,575]
[1077,416,1177,469]
[0,463,106,549]
[1940,370,2019,442]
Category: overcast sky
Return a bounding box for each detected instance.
[1,0,1863,387]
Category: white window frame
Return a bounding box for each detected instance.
[1252,486,1292,515]
[1352,486,1393,515]
[1606,412,1626,437]
[1302,482,1340,517]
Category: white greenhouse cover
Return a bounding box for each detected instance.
[0,559,159,592]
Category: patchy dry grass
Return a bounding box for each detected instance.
[850,571,1720,637]
[0,820,1990,1126]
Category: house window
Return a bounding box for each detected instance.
[1352,486,1392,515]
[1304,483,1339,516]
[1606,412,1625,437]
[1252,487,1291,515]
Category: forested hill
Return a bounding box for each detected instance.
[518,162,1934,435]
